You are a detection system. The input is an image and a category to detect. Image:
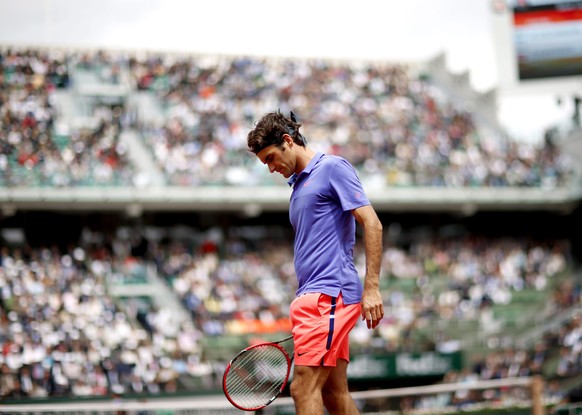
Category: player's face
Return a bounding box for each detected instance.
[256,143,295,178]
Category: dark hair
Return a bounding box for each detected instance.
[247,110,305,154]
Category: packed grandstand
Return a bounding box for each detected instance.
[1,46,581,413]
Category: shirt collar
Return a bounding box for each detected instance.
[287,152,324,187]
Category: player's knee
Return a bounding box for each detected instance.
[289,378,305,402]
[290,373,319,401]
[291,381,316,408]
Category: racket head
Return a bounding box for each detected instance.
[222,341,292,411]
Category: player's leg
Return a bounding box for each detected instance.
[322,358,359,415]
[321,293,361,414]
[289,293,332,414]
[289,364,332,415]
[288,292,361,414]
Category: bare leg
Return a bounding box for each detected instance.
[322,359,359,415]
[289,364,332,415]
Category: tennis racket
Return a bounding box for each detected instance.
[222,335,294,411]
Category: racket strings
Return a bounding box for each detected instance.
[225,344,290,409]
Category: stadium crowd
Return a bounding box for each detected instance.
[1,47,577,189]
[132,52,574,188]
[0,48,135,187]
[0,241,212,399]
[0,229,579,400]
[1,46,581,410]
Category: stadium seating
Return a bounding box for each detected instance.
[1,227,579,399]
[1,47,581,411]
[1,47,578,189]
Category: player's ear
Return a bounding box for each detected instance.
[283,134,293,146]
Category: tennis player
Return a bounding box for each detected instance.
[247,110,384,415]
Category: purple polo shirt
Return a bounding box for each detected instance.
[287,152,371,305]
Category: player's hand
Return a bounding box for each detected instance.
[361,286,384,329]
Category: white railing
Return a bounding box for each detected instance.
[0,376,547,415]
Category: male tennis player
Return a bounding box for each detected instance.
[247,110,384,415]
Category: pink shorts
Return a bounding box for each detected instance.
[289,292,361,366]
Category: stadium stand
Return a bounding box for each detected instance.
[2,47,578,190]
[1,45,582,414]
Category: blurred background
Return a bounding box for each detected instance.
[0,0,581,414]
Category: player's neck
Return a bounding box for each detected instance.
[295,146,316,174]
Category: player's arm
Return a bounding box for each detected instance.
[352,204,384,329]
